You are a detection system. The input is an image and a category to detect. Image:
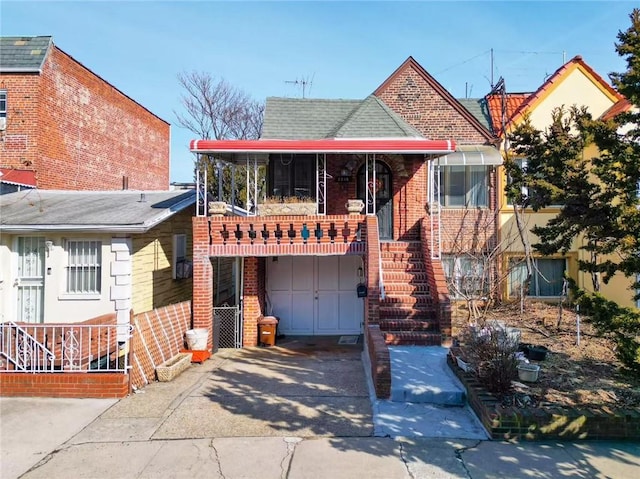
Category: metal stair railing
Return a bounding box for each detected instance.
[0,322,55,372]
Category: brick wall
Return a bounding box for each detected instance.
[421,217,452,343]
[366,324,391,399]
[242,257,262,347]
[1,45,170,190]
[324,153,428,241]
[0,372,129,398]
[375,63,490,144]
[448,354,640,440]
[192,216,213,350]
[130,301,192,390]
[0,73,40,171]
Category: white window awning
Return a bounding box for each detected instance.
[435,145,502,166]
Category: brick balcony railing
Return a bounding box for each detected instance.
[207,215,367,256]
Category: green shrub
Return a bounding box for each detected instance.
[574,290,640,374]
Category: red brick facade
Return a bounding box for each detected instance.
[375,58,493,145]
[0,45,169,190]
[0,372,129,398]
[375,57,499,256]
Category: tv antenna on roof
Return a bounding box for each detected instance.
[285,74,314,98]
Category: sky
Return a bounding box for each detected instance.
[1,0,636,183]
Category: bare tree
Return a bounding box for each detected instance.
[175,72,264,140]
[175,72,265,207]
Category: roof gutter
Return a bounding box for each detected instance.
[190,138,456,155]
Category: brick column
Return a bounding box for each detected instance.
[242,257,260,346]
[192,217,214,350]
[365,215,380,326]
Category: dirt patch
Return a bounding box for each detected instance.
[451,301,640,410]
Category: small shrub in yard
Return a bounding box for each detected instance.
[574,290,640,375]
[460,324,519,395]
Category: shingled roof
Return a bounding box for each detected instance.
[0,36,52,72]
[0,190,196,232]
[457,98,493,133]
[262,95,422,139]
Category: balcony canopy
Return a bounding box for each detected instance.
[189,138,456,163]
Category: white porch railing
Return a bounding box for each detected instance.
[0,322,131,373]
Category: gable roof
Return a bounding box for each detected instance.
[0,36,52,73]
[503,55,624,134]
[600,98,633,121]
[374,56,495,141]
[486,93,531,136]
[262,95,422,139]
[0,190,196,232]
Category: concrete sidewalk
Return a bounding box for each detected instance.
[2,346,639,478]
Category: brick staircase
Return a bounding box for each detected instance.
[379,241,441,345]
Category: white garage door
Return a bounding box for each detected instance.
[267,255,364,335]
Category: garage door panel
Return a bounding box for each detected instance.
[338,292,362,332]
[339,256,360,290]
[316,292,339,332]
[292,257,314,291]
[267,255,363,336]
[317,256,339,290]
[268,257,292,291]
[290,292,314,333]
[270,292,293,332]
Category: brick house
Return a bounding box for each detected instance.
[188,57,501,398]
[0,36,169,192]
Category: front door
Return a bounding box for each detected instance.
[357,161,393,239]
[16,236,45,323]
[266,256,364,335]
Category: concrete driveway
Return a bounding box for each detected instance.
[152,337,373,438]
[69,337,371,445]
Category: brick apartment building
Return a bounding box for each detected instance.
[0,36,170,192]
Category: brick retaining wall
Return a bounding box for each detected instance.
[447,354,640,440]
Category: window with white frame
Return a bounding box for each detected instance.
[442,255,488,299]
[439,166,489,207]
[66,240,102,294]
[509,258,566,297]
[173,234,191,279]
[0,90,6,118]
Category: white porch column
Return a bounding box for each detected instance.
[110,237,132,342]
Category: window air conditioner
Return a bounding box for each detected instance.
[0,118,6,131]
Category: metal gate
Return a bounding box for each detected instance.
[214,304,242,348]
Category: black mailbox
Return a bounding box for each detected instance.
[356,283,368,298]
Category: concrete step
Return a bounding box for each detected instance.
[389,346,466,406]
[379,319,438,331]
[384,331,442,346]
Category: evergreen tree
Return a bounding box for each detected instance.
[507,9,640,372]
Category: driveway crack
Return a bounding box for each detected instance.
[398,442,416,479]
[455,439,483,479]
[210,439,226,479]
[281,437,302,478]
